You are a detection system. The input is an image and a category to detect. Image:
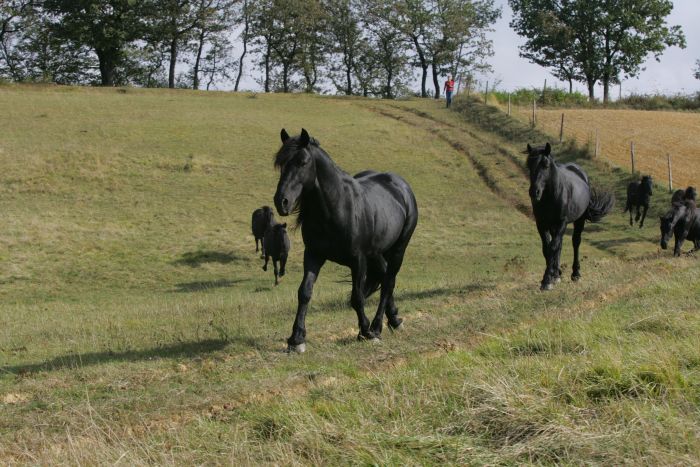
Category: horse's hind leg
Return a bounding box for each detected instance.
[571,218,585,281]
[255,238,259,253]
[351,255,375,340]
[273,260,279,286]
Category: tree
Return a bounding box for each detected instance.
[510,0,686,102]
[43,0,148,86]
[233,0,252,91]
[188,0,235,90]
[325,0,362,95]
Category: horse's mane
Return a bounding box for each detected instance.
[273,137,321,169]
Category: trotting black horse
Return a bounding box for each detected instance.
[526,143,615,290]
[624,175,653,228]
[660,189,699,256]
[273,129,418,353]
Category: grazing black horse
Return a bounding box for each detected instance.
[660,189,699,256]
[624,175,653,228]
[251,206,275,258]
[526,143,615,290]
[273,129,418,353]
[262,222,290,286]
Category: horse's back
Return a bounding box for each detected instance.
[562,163,589,185]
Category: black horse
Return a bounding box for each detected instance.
[660,189,699,256]
[273,129,418,353]
[624,175,653,228]
[251,206,275,258]
[526,143,615,290]
[262,222,290,286]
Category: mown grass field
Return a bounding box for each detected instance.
[500,101,700,189]
[1,85,699,464]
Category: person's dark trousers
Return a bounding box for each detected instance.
[446,91,453,108]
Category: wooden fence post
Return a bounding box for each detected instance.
[507,93,511,116]
[667,153,673,193]
[630,141,636,174]
[559,113,565,143]
[594,130,599,158]
[532,99,536,127]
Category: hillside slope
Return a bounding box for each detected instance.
[0,86,698,464]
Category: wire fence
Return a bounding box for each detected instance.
[478,92,700,192]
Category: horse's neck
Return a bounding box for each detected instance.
[547,164,565,196]
[306,148,353,224]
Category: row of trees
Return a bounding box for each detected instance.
[0,0,501,98]
[508,0,686,103]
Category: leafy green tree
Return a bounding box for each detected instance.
[510,0,685,102]
[325,0,363,95]
[43,0,149,86]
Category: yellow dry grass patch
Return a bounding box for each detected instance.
[507,105,700,188]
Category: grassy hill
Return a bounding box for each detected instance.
[1,85,699,464]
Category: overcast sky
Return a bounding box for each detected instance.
[486,0,700,97]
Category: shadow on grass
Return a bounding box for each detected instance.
[172,278,248,293]
[1,338,237,376]
[173,250,242,268]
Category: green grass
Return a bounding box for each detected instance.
[0,85,698,464]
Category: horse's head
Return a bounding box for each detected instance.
[685,186,697,202]
[642,175,653,195]
[273,128,317,216]
[660,204,685,250]
[262,205,275,225]
[525,142,553,202]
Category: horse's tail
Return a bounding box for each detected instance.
[587,187,616,222]
[363,262,383,298]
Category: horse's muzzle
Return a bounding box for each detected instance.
[660,239,668,250]
[274,194,290,216]
[529,187,543,202]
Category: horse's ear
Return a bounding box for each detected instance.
[300,128,310,147]
[544,142,552,156]
[281,223,287,228]
[281,129,290,143]
[526,143,532,154]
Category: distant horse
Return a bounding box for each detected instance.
[526,143,615,290]
[251,206,275,258]
[273,129,418,353]
[660,189,699,256]
[262,222,290,286]
[624,175,653,227]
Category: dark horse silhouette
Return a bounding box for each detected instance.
[660,188,699,256]
[526,143,615,290]
[273,129,418,353]
[624,175,653,228]
[251,206,275,258]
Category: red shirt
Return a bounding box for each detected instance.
[445,80,455,92]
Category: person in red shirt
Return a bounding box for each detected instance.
[443,75,455,108]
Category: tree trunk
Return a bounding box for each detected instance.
[168,37,178,89]
[386,68,392,99]
[586,78,595,101]
[96,49,117,86]
[431,62,440,99]
[568,78,573,94]
[345,62,352,95]
[192,30,205,90]
[282,62,289,93]
[412,36,428,98]
[264,41,271,93]
[602,75,610,103]
[234,0,249,92]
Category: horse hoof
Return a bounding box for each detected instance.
[388,320,404,332]
[357,333,380,342]
[262,266,267,271]
[540,283,554,291]
[554,277,561,284]
[571,275,581,282]
[287,343,305,354]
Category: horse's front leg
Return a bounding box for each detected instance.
[351,255,375,341]
[287,251,325,353]
[635,205,641,223]
[543,222,567,290]
[536,221,553,290]
[639,204,649,228]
